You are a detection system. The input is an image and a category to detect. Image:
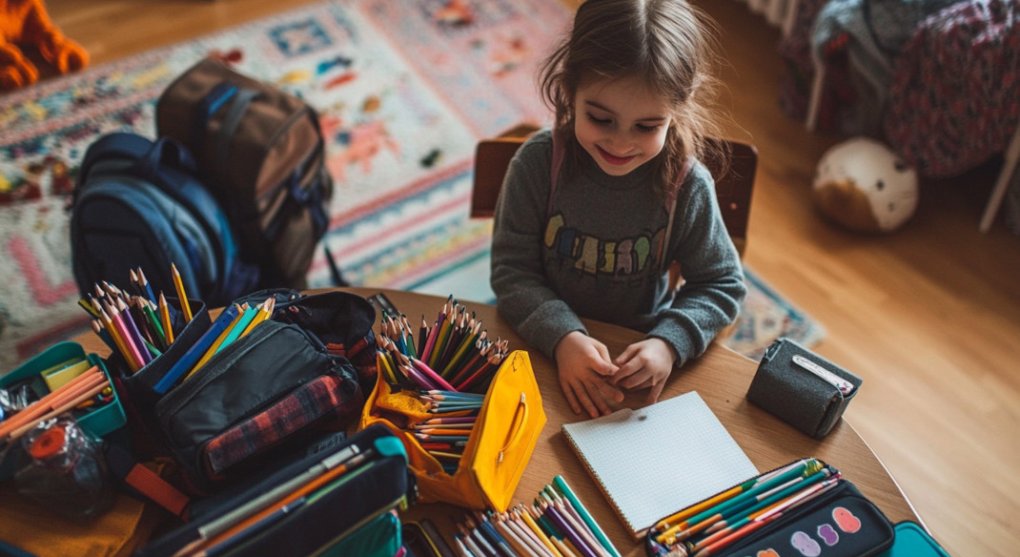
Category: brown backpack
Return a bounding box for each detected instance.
[156,56,333,288]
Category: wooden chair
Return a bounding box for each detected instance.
[471,124,758,257]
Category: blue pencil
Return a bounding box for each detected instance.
[154,304,240,394]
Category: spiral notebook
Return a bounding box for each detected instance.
[561,391,757,539]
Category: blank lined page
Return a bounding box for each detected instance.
[561,391,757,538]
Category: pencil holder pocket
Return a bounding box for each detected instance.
[118,297,210,406]
[746,338,862,439]
[108,297,209,458]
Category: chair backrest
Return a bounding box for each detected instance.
[471,127,757,257]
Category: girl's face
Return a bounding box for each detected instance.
[573,75,673,177]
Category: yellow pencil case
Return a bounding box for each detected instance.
[359,349,546,511]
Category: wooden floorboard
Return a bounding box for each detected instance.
[38,1,1020,556]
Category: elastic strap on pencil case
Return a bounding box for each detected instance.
[106,443,191,520]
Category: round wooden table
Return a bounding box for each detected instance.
[70,287,921,556]
[351,289,921,556]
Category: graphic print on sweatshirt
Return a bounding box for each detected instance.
[543,212,668,277]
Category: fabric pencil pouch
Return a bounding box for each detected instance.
[138,424,411,557]
[154,320,362,485]
[359,350,546,511]
[746,338,862,438]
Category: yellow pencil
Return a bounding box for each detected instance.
[78,298,100,318]
[159,292,175,344]
[519,507,563,557]
[239,298,275,338]
[171,262,193,322]
[183,304,244,381]
[548,533,580,557]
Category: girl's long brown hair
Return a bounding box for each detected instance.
[540,0,726,198]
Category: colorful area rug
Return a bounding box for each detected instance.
[0,0,821,370]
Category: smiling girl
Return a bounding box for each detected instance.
[490,0,747,418]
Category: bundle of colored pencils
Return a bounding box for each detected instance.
[373,296,513,474]
[375,296,509,394]
[450,476,621,557]
[0,366,110,444]
[78,265,194,373]
[648,458,841,557]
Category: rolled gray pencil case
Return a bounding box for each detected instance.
[746,338,862,439]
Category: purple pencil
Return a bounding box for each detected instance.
[544,501,601,557]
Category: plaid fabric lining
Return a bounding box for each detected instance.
[327,335,378,389]
[202,374,354,477]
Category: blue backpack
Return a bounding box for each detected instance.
[71,132,260,307]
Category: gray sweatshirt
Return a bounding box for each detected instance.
[490,130,746,366]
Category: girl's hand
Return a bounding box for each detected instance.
[612,338,677,404]
[554,331,624,418]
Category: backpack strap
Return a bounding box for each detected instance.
[214,87,260,171]
[548,132,688,269]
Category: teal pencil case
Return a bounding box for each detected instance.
[1,340,126,439]
[878,521,952,557]
[0,341,126,480]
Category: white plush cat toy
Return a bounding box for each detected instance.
[812,137,919,233]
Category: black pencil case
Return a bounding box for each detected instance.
[645,460,895,557]
[137,424,412,557]
[746,338,862,438]
[711,480,894,557]
[153,319,362,486]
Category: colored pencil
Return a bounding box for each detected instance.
[171,262,193,322]
[155,304,240,394]
[159,292,175,345]
[553,476,619,557]
[186,304,245,380]
[138,268,157,304]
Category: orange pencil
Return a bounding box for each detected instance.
[192,449,375,554]
[0,368,103,439]
[9,381,109,441]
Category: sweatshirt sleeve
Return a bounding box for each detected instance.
[490,135,587,359]
[647,162,747,367]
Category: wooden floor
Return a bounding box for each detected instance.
[43,1,1020,556]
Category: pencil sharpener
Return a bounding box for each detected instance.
[746,338,862,439]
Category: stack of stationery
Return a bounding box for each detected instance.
[77,264,195,373]
[647,458,841,557]
[375,296,509,394]
[449,475,622,557]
